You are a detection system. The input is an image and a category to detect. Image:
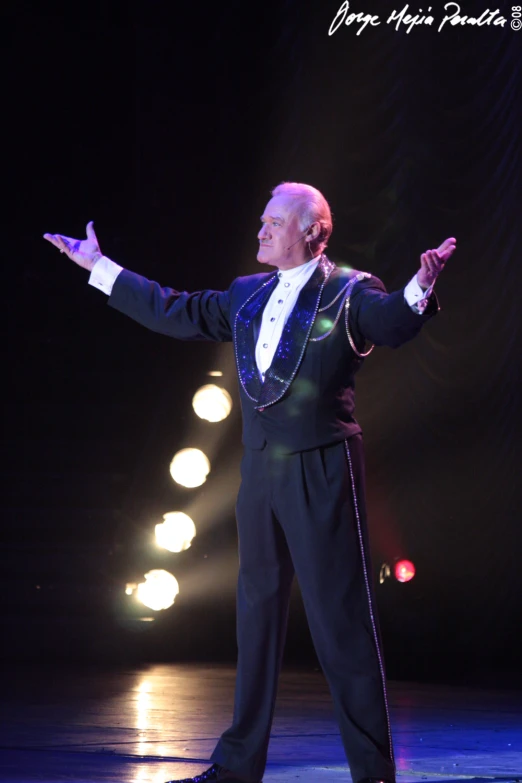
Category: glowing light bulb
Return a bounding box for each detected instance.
[395,559,416,583]
[169,448,210,488]
[136,570,179,610]
[192,384,232,422]
[155,512,196,552]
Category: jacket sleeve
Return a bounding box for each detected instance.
[349,275,438,349]
[107,269,233,342]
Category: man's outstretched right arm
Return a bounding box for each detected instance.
[44,222,233,343]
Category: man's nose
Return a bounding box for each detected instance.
[258,225,270,240]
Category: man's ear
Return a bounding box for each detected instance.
[308,222,320,241]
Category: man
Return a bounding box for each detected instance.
[44,182,455,783]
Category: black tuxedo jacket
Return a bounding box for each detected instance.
[108,256,437,453]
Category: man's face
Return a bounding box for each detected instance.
[257,194,310,270]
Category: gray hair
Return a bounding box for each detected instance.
[271,182,333,254]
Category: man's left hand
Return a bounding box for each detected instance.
[417,237,457,290]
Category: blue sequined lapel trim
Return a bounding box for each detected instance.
[234,274,278,403]
[257,256,335,409]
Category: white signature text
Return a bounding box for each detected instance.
[329,1,507,36]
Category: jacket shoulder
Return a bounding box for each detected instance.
[232,271,275,287]
[228,271,276,301]
[327,264,386,294]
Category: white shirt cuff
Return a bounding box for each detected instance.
[404,274,434,314]
[88,255,124,296]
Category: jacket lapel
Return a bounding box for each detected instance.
[257,255,335,408]
[234,256,335,407]
[234,273,278,403]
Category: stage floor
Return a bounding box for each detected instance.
[0,663,521,783]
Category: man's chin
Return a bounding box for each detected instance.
[257,249,272,264]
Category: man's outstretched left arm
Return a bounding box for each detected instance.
[349,237,457,348]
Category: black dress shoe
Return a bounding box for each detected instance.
[165,763,259,783]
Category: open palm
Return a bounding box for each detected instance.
[417,236,457,289]
[43,221,102,272]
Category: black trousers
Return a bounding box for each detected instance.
[211,434,395,783]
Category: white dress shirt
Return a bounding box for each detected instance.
[89,255,124,295]
[255,256,321,378]
[89,256,432,377]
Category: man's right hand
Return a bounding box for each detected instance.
[43,221,102,272]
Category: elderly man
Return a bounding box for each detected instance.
[44,182,455,783]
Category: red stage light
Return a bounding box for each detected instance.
[394,559,416,583]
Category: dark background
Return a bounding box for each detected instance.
[2,0,521,683]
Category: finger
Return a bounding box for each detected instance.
[421,254,436,280]
[438,237,456,248]
[424,251,438,275]
[437,237,457,255]
[43,233,67,252]
[86,220,98,242]
[428,249,442,268]
[57,236,68,254]
[56,235,76,255]
[43,233,60,247]
[439,244,456,263]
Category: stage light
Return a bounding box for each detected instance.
[155,511,196,552]
[169,448,210,488]
[192,384,232,422]
[395,559,416,583]
[133,570,179,611]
